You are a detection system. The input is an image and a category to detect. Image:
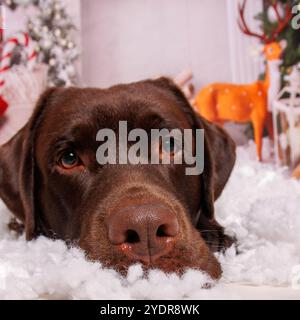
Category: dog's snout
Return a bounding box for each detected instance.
[108,204,179,264]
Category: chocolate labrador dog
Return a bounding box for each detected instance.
[0,78,236,279]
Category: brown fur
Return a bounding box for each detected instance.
[0,78,236,280]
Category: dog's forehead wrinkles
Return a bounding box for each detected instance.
[34,84,195,168]
[39,86,191,134]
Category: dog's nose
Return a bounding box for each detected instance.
[108,204,179,264]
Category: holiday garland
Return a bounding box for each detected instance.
[4,0,79,86]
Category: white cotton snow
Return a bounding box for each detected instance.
[0,140,299,299]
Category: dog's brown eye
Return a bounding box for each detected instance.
[161,137,178,155]
[59,150,80,169]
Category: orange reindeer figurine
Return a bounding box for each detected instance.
[194,0,292,161]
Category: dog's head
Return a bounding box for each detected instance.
[0,78,235,279]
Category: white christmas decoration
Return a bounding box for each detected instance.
[273,66,300,168]
[5,0,79,87]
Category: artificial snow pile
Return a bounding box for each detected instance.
[0,141,300,299]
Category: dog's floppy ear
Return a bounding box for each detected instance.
[0,88,57,240]
[194,115,236,251]
[151,77,236,250]
[195,116,236,218]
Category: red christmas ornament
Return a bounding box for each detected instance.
[0,95,8,116]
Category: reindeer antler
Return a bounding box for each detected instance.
[238,0,292,43]
[238,0,268,42]
[267,0,292,42]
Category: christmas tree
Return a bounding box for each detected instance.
[242,0,300,139]
[257,0,300,80]
[4,0,78,86]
